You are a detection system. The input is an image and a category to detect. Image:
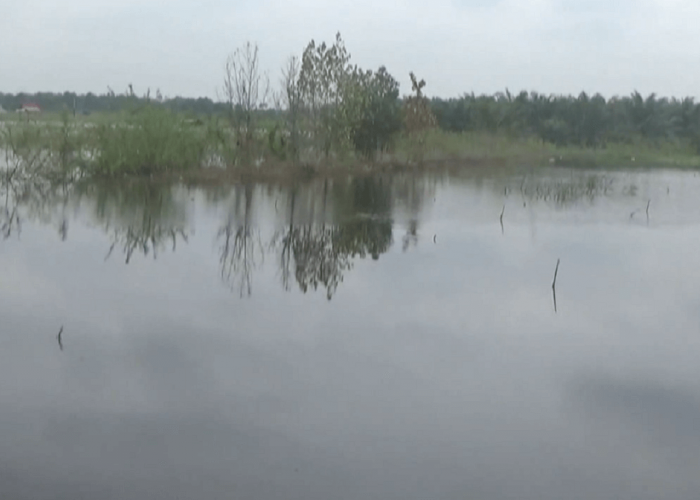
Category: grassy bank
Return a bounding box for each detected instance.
[3,110,700,186]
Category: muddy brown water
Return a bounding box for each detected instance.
[1,167,700,500]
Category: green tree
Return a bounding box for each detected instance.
[346,66,402,160]
[297,32,353,160]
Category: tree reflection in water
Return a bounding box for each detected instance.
[1,169,441,299]
[218,184,265,298]
[271,177,394,300]
[90,182,190,264]
[1,172,77,241]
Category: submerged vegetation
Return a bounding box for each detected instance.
[4,32,700,181]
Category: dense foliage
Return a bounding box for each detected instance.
[347,66,402,158]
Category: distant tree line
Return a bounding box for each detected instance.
[0,90,231,116]
[430,90,700,151]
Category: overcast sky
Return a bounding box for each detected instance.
[1,0,699,100]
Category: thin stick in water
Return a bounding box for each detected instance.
[646,199,650,217]
[500,205,505,234]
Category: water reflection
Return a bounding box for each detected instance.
[569,375,700,451]
[0,167,692,301]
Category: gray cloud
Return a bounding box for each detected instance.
[1,0,699,99]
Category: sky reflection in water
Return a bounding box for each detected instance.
[1,167,700,500]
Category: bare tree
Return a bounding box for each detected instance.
[223,42,270,163]
[403,72,437,163]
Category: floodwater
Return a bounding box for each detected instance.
[1,166,700,500]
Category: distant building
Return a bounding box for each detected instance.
[0,104,6,114]
[18,103,41,113]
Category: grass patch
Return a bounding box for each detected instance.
[405,130,700,169]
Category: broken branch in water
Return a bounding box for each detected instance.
[500,204,505,234]
[646,199,650,218]
[552,258,560,290]
[551,259,560,313]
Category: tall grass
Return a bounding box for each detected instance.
[88,105,210,176]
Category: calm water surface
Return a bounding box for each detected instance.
[1,167,700,500]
